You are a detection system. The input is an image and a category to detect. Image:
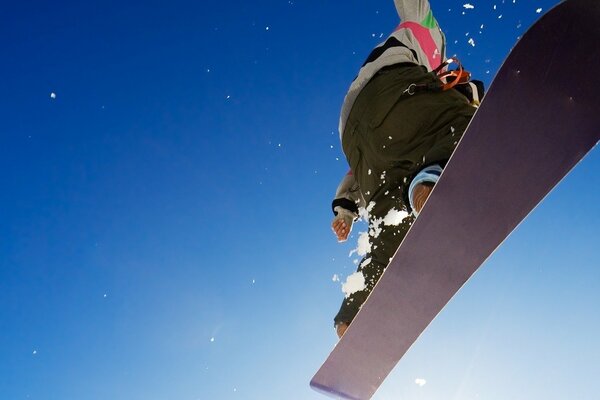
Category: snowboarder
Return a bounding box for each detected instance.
[331,0,479,338]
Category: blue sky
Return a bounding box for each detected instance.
[1,0,598,399]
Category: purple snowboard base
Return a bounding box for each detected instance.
[311,1,600,398]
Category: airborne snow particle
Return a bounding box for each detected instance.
[50,92,56,99]
[210,337,215,342]
[32,350,37,355]
[332,274,340,282]
[415,378,427,387]
[468,38,476,47]
[463,3,474,9]
[536,8,543,13]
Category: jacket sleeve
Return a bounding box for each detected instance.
[394,0,432,23]
[331,170,362,216]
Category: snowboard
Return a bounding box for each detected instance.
[311,0,600,399]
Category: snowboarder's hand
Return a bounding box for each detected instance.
[336,322,349,338]
[332,207,356,242]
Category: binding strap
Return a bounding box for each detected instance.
[402,57,472,96]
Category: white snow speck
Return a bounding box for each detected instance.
[368,169,372,175]
[366,201,376,213]
[536,8,543,13]
[210,337,215,342]
[50,92,56,99]
[342,271,366,298]
[32,350,37,355]
[463,3,474,9]
[332,274,340,282]
[360,257,372,268]
[383,208,409,226]
[468,38,476,47]
[369,216,384,239]
[415,378,427,387]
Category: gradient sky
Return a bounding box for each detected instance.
[1,1,598,399]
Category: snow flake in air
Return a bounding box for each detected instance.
[332,274,340,282]
[463,3,474,9]
[468,38,476,47]
[50,92,56,99]
[415,378,427,387]
[536,8,543,14]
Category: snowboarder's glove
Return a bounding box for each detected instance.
[332,206,357,242]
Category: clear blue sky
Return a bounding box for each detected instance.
[1,1,598,399]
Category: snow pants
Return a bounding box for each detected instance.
[334,64,476,327]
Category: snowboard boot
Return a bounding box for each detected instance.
[408,164,443,216]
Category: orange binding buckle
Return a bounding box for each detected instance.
[402,57,472,97]
[434,57,471,91]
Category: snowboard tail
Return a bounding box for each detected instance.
[311,0,600,399]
